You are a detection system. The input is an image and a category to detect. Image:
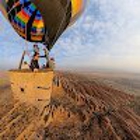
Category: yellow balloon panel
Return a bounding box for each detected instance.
[70,0,87,24]
[71,0,83,17]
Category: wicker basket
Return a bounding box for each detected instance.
[9,69,54,105]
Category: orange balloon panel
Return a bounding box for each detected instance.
[70,0,87,25]
[71,0,83,17]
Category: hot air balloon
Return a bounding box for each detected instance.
[0,0,87,50]
[0,0,87,105]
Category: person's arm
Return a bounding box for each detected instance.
[39,55,46,58]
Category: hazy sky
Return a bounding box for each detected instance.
[0,0,140,72]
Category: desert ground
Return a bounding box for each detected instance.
[0,70,140,140]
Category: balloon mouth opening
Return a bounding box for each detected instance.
[6,0,45,42]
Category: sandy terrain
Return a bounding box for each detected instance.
[0,71,140,140]
[80,71,140,96]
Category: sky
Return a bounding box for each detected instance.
[0,0,140,72]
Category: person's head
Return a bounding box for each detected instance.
[33,44,39,52]
[42,64,46,67]
[33,44,38,48]
[24,61,27,64]
[50,57,54,61]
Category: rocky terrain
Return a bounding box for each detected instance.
[0,71,140,140]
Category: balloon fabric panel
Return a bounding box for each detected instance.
[7,0,45,42]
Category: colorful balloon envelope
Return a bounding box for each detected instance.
[0,0,87,50]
